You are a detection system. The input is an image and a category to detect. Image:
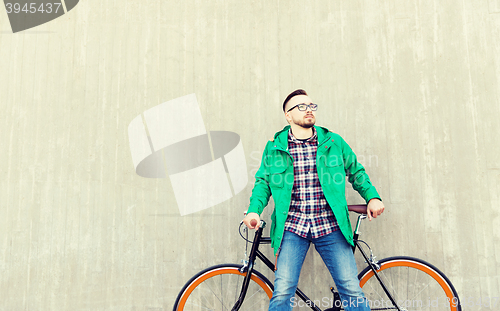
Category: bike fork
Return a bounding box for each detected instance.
[232,227,265,311]
[355,240,403,311]
[232,262,254,311]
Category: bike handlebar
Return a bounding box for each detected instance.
[347,204,367,214]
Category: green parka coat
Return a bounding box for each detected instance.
[247,125,381,255]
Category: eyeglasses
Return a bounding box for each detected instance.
[286,103,318,112]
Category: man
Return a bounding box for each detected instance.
[242,89,385,311]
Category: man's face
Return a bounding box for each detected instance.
[284,94,316,128]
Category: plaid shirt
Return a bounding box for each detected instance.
[284,128,339,238]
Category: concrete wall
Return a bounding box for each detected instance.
[1,0,499,309]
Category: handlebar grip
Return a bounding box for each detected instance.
[250,219,258,227]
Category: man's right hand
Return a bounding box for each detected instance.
[242,212,261,230]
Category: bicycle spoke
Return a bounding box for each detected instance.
[365,276,387,302]
[406,265,411,303]
[220,275,224,311]
[379,267,401,305]
[239,288,267,311]
[239,291,268,311]
[197,282,218,311]
[234,272,242,304]
[202,276,230,311]
[407,268,432,304]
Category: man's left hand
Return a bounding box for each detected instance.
[366,199,385,221]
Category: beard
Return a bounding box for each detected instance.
[292,114,315,128]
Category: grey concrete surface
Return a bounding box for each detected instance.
[0,0,499,309]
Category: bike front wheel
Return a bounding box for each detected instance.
[173,264,273,311]
[358,256,461,311]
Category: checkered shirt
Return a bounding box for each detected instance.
[284,128,339,238]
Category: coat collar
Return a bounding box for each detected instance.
[272,125,332,151]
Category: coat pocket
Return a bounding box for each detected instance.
[269,165,286,188]
[322,159,346,186]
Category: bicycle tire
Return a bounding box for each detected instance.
[358,256,461,311]
[173,263,274,311]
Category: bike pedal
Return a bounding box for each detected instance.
[325,287,341,311]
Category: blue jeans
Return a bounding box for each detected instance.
[269,230,370,311]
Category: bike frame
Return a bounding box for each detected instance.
[233,211,403,311]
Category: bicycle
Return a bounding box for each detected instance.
[173,204,462,311]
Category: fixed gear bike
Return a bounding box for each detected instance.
[173,205,462,311]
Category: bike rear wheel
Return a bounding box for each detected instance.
[358,256,461,311]
[173,264,273,311]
